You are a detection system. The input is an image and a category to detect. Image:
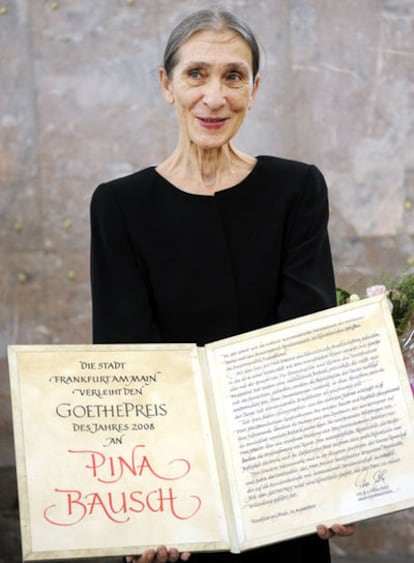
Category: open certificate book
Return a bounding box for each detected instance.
[8,295,414,560]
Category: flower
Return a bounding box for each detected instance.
[337,273,414,336]
[366,284,387,298]
[366,285,393,312]
[337,274,414,395]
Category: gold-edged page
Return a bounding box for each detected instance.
[205,296,414,552]
[7,344,229,560]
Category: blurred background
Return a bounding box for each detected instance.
[1,0,414,561]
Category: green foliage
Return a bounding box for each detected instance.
[336,287,351,306]
[336,273,414,336]
[388,275,414,336]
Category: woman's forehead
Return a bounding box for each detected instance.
[177,29,254,68]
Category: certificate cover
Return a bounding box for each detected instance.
[8,296,414,560]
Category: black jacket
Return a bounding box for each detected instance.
[91,155,336,346]
[90,155,335,563]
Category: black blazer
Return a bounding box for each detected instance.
[90,155,336,346]
[90,155,334,563]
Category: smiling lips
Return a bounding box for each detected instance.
[197,116,229,130]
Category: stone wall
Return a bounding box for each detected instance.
[1,0,414,559]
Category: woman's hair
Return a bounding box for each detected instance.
[163,8,260,79]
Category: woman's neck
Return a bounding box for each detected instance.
[156,140,256,195]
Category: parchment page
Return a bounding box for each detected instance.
[205,296,414,552]
[8,344,229,560]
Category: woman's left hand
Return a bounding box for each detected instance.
[126,546,191,563]
[317,523,356,540]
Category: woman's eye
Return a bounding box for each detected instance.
[188,70,202,79]
[226,73,243,83]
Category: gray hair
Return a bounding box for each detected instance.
[163,9,260,79]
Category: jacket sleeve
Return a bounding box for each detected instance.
[90,183,160,344]
[276,164,337,322]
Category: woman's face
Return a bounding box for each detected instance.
[160,29,260,150]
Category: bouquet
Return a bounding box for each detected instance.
[337,274,414,395]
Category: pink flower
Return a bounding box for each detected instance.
[366,284,393,312]
[366,285,387,297]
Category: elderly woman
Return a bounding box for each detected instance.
[90,8,355,563]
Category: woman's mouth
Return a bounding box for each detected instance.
[197,117,228,130]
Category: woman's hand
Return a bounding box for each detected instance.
[126,546,191,563]
[317,523,356,540]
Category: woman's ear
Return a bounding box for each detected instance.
[248,74,260,110]
[159,67,175,105]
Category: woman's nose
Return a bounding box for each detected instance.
[202,79,225,109]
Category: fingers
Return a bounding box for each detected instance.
[317,525,332,540]
[125,549,155,563]
[168,549,179,562]
[331,523,356,536]
[317,523,356,540]
[126,547,191,563]
[126,548,158,563]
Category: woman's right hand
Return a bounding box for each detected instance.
[126,546,191,563]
